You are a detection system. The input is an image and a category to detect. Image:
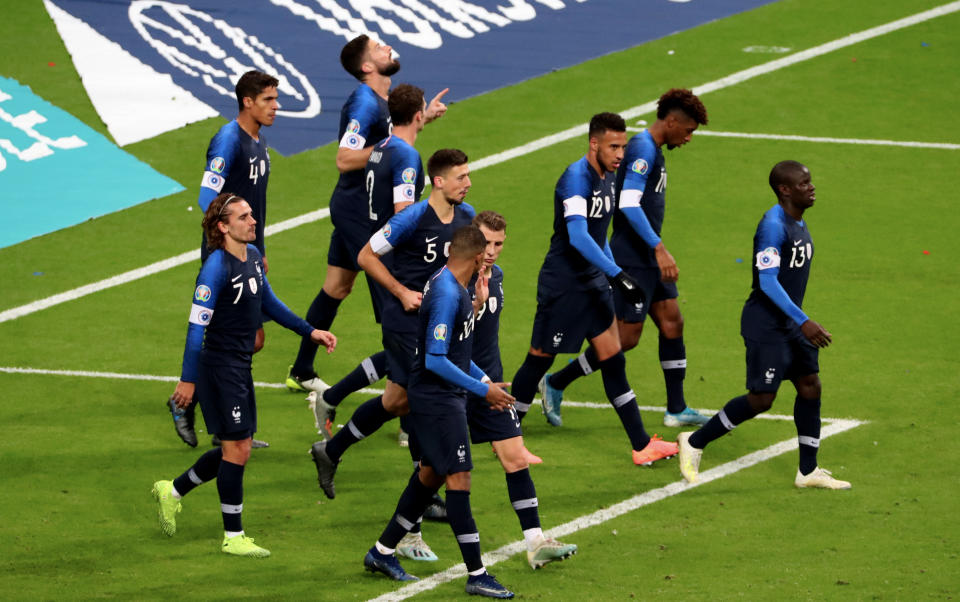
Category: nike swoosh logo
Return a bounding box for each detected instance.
[232,274,243,281]
[794,240,803,245]
[593,190,602,196]
[425,236,438,243]
[249,157,257,163]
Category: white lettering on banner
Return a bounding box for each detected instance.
[128,1,321,118]
[269,0,593,49]
[0,88,86,173]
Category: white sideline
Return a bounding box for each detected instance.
[3,1,959,325]
[369,417,866,602]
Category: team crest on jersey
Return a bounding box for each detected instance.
[248,277,258,294]
[433,323,448,341]
[755,247,781,270]
[401,167,417,184]
[347,119,361,134]
[210,157,225,173]
[631,158,649,175]
[194,285,212,302]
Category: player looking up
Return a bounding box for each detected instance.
[362,225,517,599]
[540,88,711,429]
[677,161,850,490]
[509,112,679,467]
[152,193,336,557]
[168,70,279,449]
[286,34,448,394]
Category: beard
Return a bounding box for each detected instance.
[379,60,401,76]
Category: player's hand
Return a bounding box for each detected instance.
[473,272,489,313]
[171,381,196,409]
[800,320,832,348]
[424,88,449,123]
[399,288,423,312]
[311,329,337,353]
[654,243,678,282]
[612,270,646,306]
[485,382,515,412]
[261,255,269,274]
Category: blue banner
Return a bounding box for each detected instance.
[48,0,777,156]
[0,76,185,248]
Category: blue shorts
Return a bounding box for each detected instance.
[410,398,472,476]
[467,394,522,444]
[744,336,819,393]
[327,223,368,271]
[382,328,416,388]
[531,285,615,354]
[195,361,257,438]
[612,266,678,323]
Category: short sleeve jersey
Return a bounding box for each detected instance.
[188,245,267,364]
[408,266,477,405]
[199,121,270,257]
[369,201,476,334]
[611,129,666,268]
[366,135,424,232]
[741,204,814,342]
[540,157,617,292]
[329,84,392,228]
[469,265,504,382]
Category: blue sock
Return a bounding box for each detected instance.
[325,396,393,462]
[599,351,650,451]
[505,469,540,531]
[378,469,438,548]
[173,447,222,496]
[794,395,821,475]
[446,489,483,573]
[689,395,759,449]
[659,335,687,414]
[217,460,245,533]
[291,290,342,377]
[324,351,387,406]
[511,353,554,419]
[548,347,598,391]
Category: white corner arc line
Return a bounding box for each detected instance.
[3,1,958,325]
[368,417,866,602]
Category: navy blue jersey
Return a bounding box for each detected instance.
[365,135,423,232]
[329,84,392,229]
[540,157,618,292]
[409,266,477,403]
[369,201,476,334]
[611,129,666,268]
[180,245,312,382]
[470,265,504,381]
[198,121,271,256]
[741,204,814,342]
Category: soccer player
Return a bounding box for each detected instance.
[308,83,426,441]
[309,149,475,500]
[509,112,679,466]
[152,193,337,557]
[168,70,279,449]
[362,225,516,599]
[286,34,448,394]
[539,89,711,429]
[676,161,850,489]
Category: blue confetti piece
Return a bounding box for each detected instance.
[33,271,44,276]
[735,258,743,263]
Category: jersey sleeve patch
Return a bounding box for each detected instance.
[209,156,226,174]
[346,118,361,134]
[201,171,225,193]
[630,158,649,175]
[756,247,781,270]
[394,183,416,204]
[401,167,417,184]
[433,323,448,341]
[194,284,212,303]
[562,195,587,218]
[339,131,367,150]
[189,303,214,326]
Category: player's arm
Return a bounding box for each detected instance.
[259,265,337,353]
[172,255,226,407]
[197,136,235,211]
[619,147,677,282]
[391,151,421,214]
[424,88,449,123]
[564,203,645,305]
[359,207,423,311]
[755,221,830,347]
[335,100,381,173]
[336,146,374,173]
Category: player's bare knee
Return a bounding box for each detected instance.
[418,465,444,490]
[446,472,471,491]
[747,392,776,413]
[795,374,821,399]
[618,321,643,350]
